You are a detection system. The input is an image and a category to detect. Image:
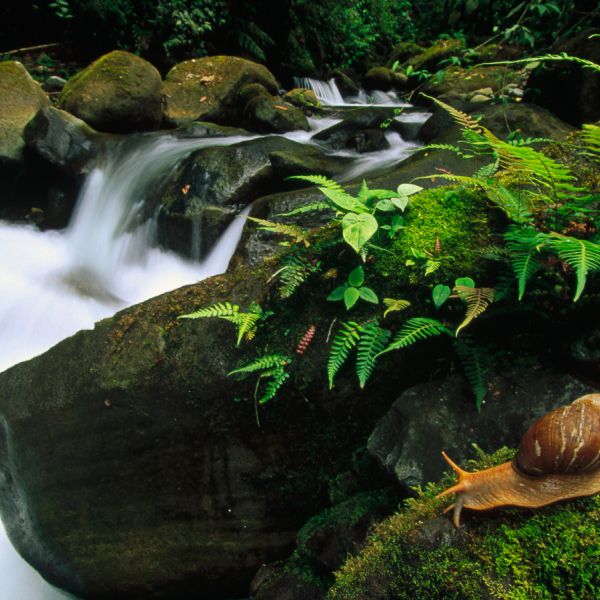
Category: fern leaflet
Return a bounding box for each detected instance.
[378,318,451,357]
[276,202,331,216]
[504,227,547,300]
[287,175,346,193]
[454,337,491,411]
[356,323,391,388]
[258,367,290,404]
[178,301,238,320]
[383,298,411,317]
[248,217,311,246]
[454,286,495,336]
[277,254,318,299]
[328,321,362,389]
[228,354,290,376]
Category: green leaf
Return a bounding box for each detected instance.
[359,287,379,304]
[342,213,378,254]
[432,284,451,308]
[356,323,391,388]
[328,321,362,388]
[344,287,360,310]
[454,277,475,288]
[348,266,365,287]
[375,198,396,212]
[391,215,405,231]
[391,195,409,211]
[397,183,423,196]
[321,187,366,213]
[327,285,347,302]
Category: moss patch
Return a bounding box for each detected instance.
[328,447,600,599]
[372,186,490,285]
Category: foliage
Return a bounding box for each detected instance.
[328,447,600,600]
[228,354,291,405]
[327,266,379,310]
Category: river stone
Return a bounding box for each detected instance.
[243,96,310,133]
[0,61,50,167]
[24,106,104,175]
[367,368,593,489]
[59,50,163,133]
[422,65,519,99]
[283,88,320,110]
[363,66,409,91]
[524,28,600,125]
[154,136,348,258]
[162,56,279,127]
[0,258,396,599]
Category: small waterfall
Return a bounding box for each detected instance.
[294,77,345,105]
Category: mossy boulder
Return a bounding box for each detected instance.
[284,88,320,110]
[59,50,163,133]
[405,38,465,73]
[328,448,600,599]
[386,41,426,67]
[243,95,310,133]
[422,65,520,98]
[363,67,408,92]
[162,55,279,127]
[0,61,50,167]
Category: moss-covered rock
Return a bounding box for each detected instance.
[422,65,520,98]
[162,55,279,127]
[284,88,320,110]
[0,61,49,167]
[243,95,310,133]
[59,50,162,133]
[386,42,426,68]
[328,448,600,599]
[363,67,408,92]
[405,38,465,73]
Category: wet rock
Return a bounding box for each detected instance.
[251,562,325,600]
[24,106,104,175]
[283,88,320,110]
[386,41,426,67]
[312,107,394,153]
[0,61,50,168]
[332,71,360,97]
[367,368,592,489]
[363,66,408,91]
[172,120,251,139]
[405,38,464,72]
[42,75,67,93]
[243,95,310,133]
[60,50,163,133]
[162,55,278,127]
[524,28,600,125]
[469,93,492,104]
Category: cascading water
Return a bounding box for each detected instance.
[0,133,253,598]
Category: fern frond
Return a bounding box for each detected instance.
[178,301,238,320]
[481,54,600,74]
[454,337,491,411]
[378,317,451,357]
[454,286,495,335]
[485,184,532,223]
[415,173,486,187]
[276,202,331,216]
[504,227,548,300]
[258,367,290,404]
[248,217,311,246]
[228,311,262,346]
[581,124,600,163]
[328,321,362,389]
[421,94,488,136]
[548,234,600,301]
[356,323,391,388]
[237,31,267,61]
[383,298,411,317]
[277,254,318,299]
[419,143,468,157]
[228,354,290,376]
[288,175,346,193]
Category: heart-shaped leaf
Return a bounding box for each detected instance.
[342,213,378,254]
[375,198,396,212]
[348,266,365,287]
[432,284,451,308]
[455,277,475,288]
[397,183,423,196]
[391,195,409,211]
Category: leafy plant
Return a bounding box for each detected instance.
[327,266,379,310]
[228,354,291,405]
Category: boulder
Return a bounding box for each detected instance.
[0,61,49,168]
[24,106,104,175]
[283,88,320,110]
[59,50,163,133]
[405,38,464,73]
[386,41,426,67]
[0,258,401,599]
[243,96,310,133]
[363,67,408,91]
[331,71,360,97]
[311,108,395,153]
[421,65,520,98]
[154,136,349,258]
[162,56,279,127]
[367,368,593,489]
[524,28,600,125]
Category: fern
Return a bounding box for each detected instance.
[548,234,600,301]
[288,175,346,193]
[228,354,290,376]
[504,226,547,300]
[454,337,491,411]
[178,301,238,320]
[377,317,451,357]
[454,286,495,335]
[276,202,331,217]
[581,124,600,163]
[328,321,361,389]
[421,94,487,136]
[258,367,290,404]
[356,323,391,388]
[419,143,469,157]
[485,184,532,224]
[382,298,411,317]
[481,53,600,74]
[248,217,311,246]
[277,254,318,299]
[229,354,291,405]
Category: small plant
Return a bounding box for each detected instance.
[228,354,291,405]
[50,0,74,19]
[327,266,379,310]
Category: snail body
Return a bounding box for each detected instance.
[438,393,600,527]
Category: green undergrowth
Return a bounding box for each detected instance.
[328,447,600,600]
[372,185,490,285]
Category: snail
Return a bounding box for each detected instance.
[437,393,600,527]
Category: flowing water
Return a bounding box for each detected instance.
[0,101,427,597]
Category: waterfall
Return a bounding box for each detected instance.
[293,77,345,105]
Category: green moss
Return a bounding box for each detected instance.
[328,447,600,600]
[372,186,490,285]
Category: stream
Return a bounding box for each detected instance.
[0,83,427,598]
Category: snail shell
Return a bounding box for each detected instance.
[437,393,600,527]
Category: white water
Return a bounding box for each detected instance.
[0,134,253,598]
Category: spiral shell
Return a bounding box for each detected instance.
[515,394,600,475]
